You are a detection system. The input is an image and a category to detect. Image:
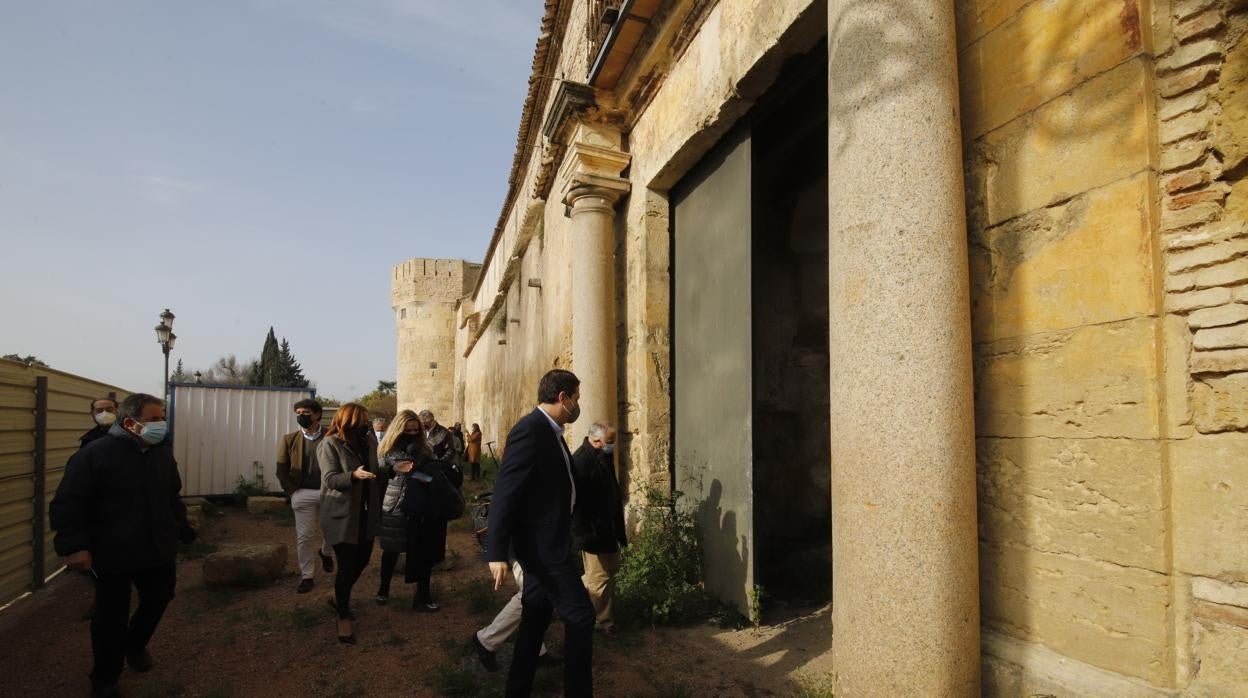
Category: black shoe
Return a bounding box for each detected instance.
[375,593,389,605]
[338,633,356,645]
[536,652,562,668]
[296,578,314,594]
[125,648,152,673]
[320,552,334,573]
[412,599,439,613]
[471,634,498,672]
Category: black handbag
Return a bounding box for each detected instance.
[400,461,465,521]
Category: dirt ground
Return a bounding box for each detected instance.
[0,480,833,697]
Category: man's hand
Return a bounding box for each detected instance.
[65,550,92,572]
[352,466,375,480]
[489,561,509,590]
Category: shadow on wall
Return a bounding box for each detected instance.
[694,479,750,613]
[827,0,928,157]
[956,0,1152,679]
[694,479,832,685]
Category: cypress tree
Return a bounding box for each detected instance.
[251,327,281,385]
[277,338,309,388]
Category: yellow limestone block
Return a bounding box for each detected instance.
[960,0,1145,138]
[980,541,1170,685]
[970,172,1157,343]
[977,436,1166,571]
[968,58,1152,229]
[975,317,1162,439]
[1174,434,1248,581]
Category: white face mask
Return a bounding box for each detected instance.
[94,411,117,427]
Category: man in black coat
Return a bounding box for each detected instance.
[51,393,193,698]
[570,422,627,633]
[486,369,596,697]
[78,396,119,450]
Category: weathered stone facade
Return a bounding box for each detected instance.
[1154,1,1248,693]
[392,0,1248,693]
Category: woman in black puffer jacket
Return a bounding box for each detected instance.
[375,410,462,611]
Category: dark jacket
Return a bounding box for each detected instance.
[426,423,454,461]
[78,424,111,449]
[318,434,383,546]
[51,425,191,573]
[571,439,628,554]
[486,408,576,572]
[379,438,462,573]
[276,428,325,494]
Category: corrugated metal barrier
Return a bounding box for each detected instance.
[0,359,130,607]
[170,383,313,497]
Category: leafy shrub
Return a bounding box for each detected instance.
[615,488,710,626]
[233,472,269,502]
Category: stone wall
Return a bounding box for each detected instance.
[958,0,1173,688]
[392,258,479,419]
[1154,0,1248,693]
[964,0,1248,692]
[399,0,1248,691]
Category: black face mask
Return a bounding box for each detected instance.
[296,414,314,428]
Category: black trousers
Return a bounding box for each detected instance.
[91,562,177,687]
[507,563,595,697]
[378,551,432,601]
[332,537,374,620]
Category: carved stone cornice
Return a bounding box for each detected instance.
[542,80,597,144]
[463,199,546,357]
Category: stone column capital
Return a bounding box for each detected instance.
[558,131,631,211]
[563,176,631,212]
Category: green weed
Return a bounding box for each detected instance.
[793,672,836,698]
[615,488,712,626]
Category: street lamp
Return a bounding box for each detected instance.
[155,308,176,405]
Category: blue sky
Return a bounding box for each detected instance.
[0,0,544,400]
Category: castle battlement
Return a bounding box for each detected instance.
[391,258,482,306]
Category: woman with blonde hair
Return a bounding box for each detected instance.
[318,402,382,644]
[375,409,462,610]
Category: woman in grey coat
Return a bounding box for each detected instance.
[318,402,383,644]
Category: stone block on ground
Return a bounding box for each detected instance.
[246,496,288,515]
[185,505,203,530]
[203,544,288,588]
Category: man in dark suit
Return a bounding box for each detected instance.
[486,369,595,697]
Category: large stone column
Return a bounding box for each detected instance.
[560,124,630,429]
[826,1,980,695]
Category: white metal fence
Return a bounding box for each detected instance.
[170,383,313,497]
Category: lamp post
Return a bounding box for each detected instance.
[155,308,176,405]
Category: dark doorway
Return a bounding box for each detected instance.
[671,41,829,617]
[751,43,831,610]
